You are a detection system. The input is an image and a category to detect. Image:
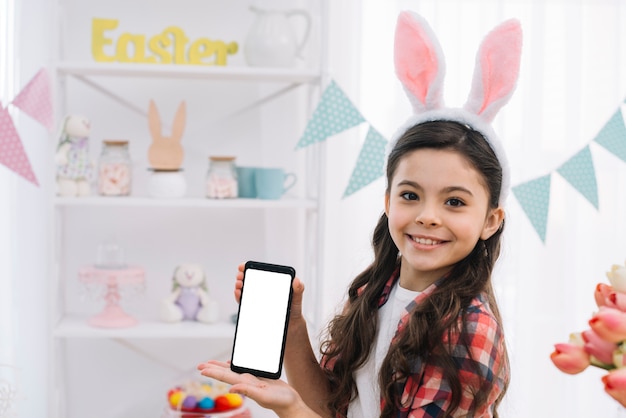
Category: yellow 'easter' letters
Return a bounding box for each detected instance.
[91,18,238,66]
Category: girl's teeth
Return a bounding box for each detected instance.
[413,237,439,245]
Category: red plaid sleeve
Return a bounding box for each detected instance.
[402,295,508,417]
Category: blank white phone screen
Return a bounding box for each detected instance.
[232,268,292,374]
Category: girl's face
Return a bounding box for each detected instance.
[385,148,504,291]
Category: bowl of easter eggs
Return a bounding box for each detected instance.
[164,379,250,417]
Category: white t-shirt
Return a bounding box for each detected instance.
[348,282,421,418]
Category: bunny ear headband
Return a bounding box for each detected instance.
[390,11,523,205]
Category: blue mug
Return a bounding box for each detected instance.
[255,168,297,200]
[236,166,259,198]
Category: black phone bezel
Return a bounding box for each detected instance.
[230,260,295,379]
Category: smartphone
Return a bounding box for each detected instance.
[230,261,295,379]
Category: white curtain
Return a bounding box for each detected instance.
[1,0,52,417]
[321,0,626,417]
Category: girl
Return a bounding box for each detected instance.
[198,11,522,418]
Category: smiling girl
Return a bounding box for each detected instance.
[198,10,522,418]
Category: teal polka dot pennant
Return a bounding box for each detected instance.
[593,108,626,162]
[556,145,599,209]
[343,125,388,198]
[512,174,552,243]
[296,80,366,149]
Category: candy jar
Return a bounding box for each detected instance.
[206,156,238,198]
[98,140,132,196]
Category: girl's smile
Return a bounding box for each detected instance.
[385,148,503,291]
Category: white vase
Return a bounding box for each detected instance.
[148,170,187,198]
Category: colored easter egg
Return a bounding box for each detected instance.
[214,395,232,411]
[169,390,184,408]
[223,393,244,408]
[182,395,197,409]
[198,396,215,410]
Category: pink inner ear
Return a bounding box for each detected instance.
[478,22,522,115]
[395,12,440,106]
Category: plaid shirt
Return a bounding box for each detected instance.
[325,271,508,418]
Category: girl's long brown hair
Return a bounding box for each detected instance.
[320,121,509,417]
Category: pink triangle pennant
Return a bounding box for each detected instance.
[0,106,39,186]
[10,68,54,132]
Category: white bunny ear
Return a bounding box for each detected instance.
[394,11,446,114]
[464,19,522,123]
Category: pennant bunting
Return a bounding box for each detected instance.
[556,145,599,209]
[0,107,39,186]
[10,68,54,132]
[342,125,388,198]
[295,80,366,149]
[593,108,626,162]
[512,174,551,242]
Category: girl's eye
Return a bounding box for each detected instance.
[446,198,465,207]
[400,191,418,201]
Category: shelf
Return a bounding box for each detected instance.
[56,62,322,83]
[53,196,318,209]
[54,315,236,339]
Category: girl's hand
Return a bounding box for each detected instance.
[234,263,306,322]
[197,360,318,417]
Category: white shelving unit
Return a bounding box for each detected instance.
[49,1,328,417]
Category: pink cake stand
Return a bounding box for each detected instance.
[78,265,145,328]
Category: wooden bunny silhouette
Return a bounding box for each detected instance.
[147,100,186,170]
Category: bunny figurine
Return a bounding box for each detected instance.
[160,263,218,323]
[55,115,93,197]
[147,100,186,170]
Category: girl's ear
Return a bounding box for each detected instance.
[480,207,505,240]
[384,193,391,217]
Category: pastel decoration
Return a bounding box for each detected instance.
[0,106,39,186]
[255,168,297,200]
[343,125,388,197]
[512,174,552,243]
[594,108,626,163]
[147,100,186,170]
[10,68,54,132]
[296,80,366,149]
[556,145,599,209]
[92,18,238,66]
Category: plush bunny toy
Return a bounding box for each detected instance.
[160,263,218,323]
[55,115,93,197]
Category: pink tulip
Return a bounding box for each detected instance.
[611,292,626,312]
[582,329,618,366]
[603,368,626,408]
[550,343,591,374]
[596,283,613,308]
[589,307,626,343]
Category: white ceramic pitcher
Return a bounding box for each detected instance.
[244,6,311,68]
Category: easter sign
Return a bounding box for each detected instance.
[91,18,238,66]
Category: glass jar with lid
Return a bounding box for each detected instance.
[98,140,132,196]
[206,156,238,198]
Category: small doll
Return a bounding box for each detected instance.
[160,263,218,324]
[55,115,93,196]
[551,261,626,406]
